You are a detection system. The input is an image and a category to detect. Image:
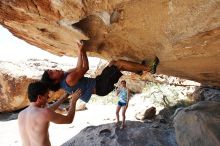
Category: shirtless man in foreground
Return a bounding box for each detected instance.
[18,81,81,146]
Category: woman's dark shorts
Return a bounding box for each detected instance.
[118,101,127,107]
[95,65,122,96]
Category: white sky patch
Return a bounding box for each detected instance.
[0,25,101,65]
[0,25,56,61]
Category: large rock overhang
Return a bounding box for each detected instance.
[0,0,220,87]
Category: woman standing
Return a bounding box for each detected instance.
[115,80,130,129]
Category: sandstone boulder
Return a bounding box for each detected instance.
[135,106,156,120]
[0,71,32,112]
[174,101,220,146]
[0,0,219,87]
[192,87,220,102]
[0,69,67,112]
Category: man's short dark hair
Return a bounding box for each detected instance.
[41,70,61,92]
[28,81,48,102]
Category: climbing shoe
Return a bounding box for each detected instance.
[150,56,160,74]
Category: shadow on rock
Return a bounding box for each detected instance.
[0,112,19,121]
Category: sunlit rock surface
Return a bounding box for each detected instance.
[0,0,219,87]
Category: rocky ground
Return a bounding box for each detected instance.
[63,121,177,146]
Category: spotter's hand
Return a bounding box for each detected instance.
[70,89,81,103]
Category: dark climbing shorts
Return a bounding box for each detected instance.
[118,101,127,107]
[95,65,123,96]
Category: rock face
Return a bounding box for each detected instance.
[174,101,220,146]
[192,87,220,102]
[174,88,220,146]
[135,106,156,120]
[0,71,33,112]
[0,59,74,112]
[0,70,67,112]
[62,121,177,146]
[174,89,220,146]
[0,0,220,87]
